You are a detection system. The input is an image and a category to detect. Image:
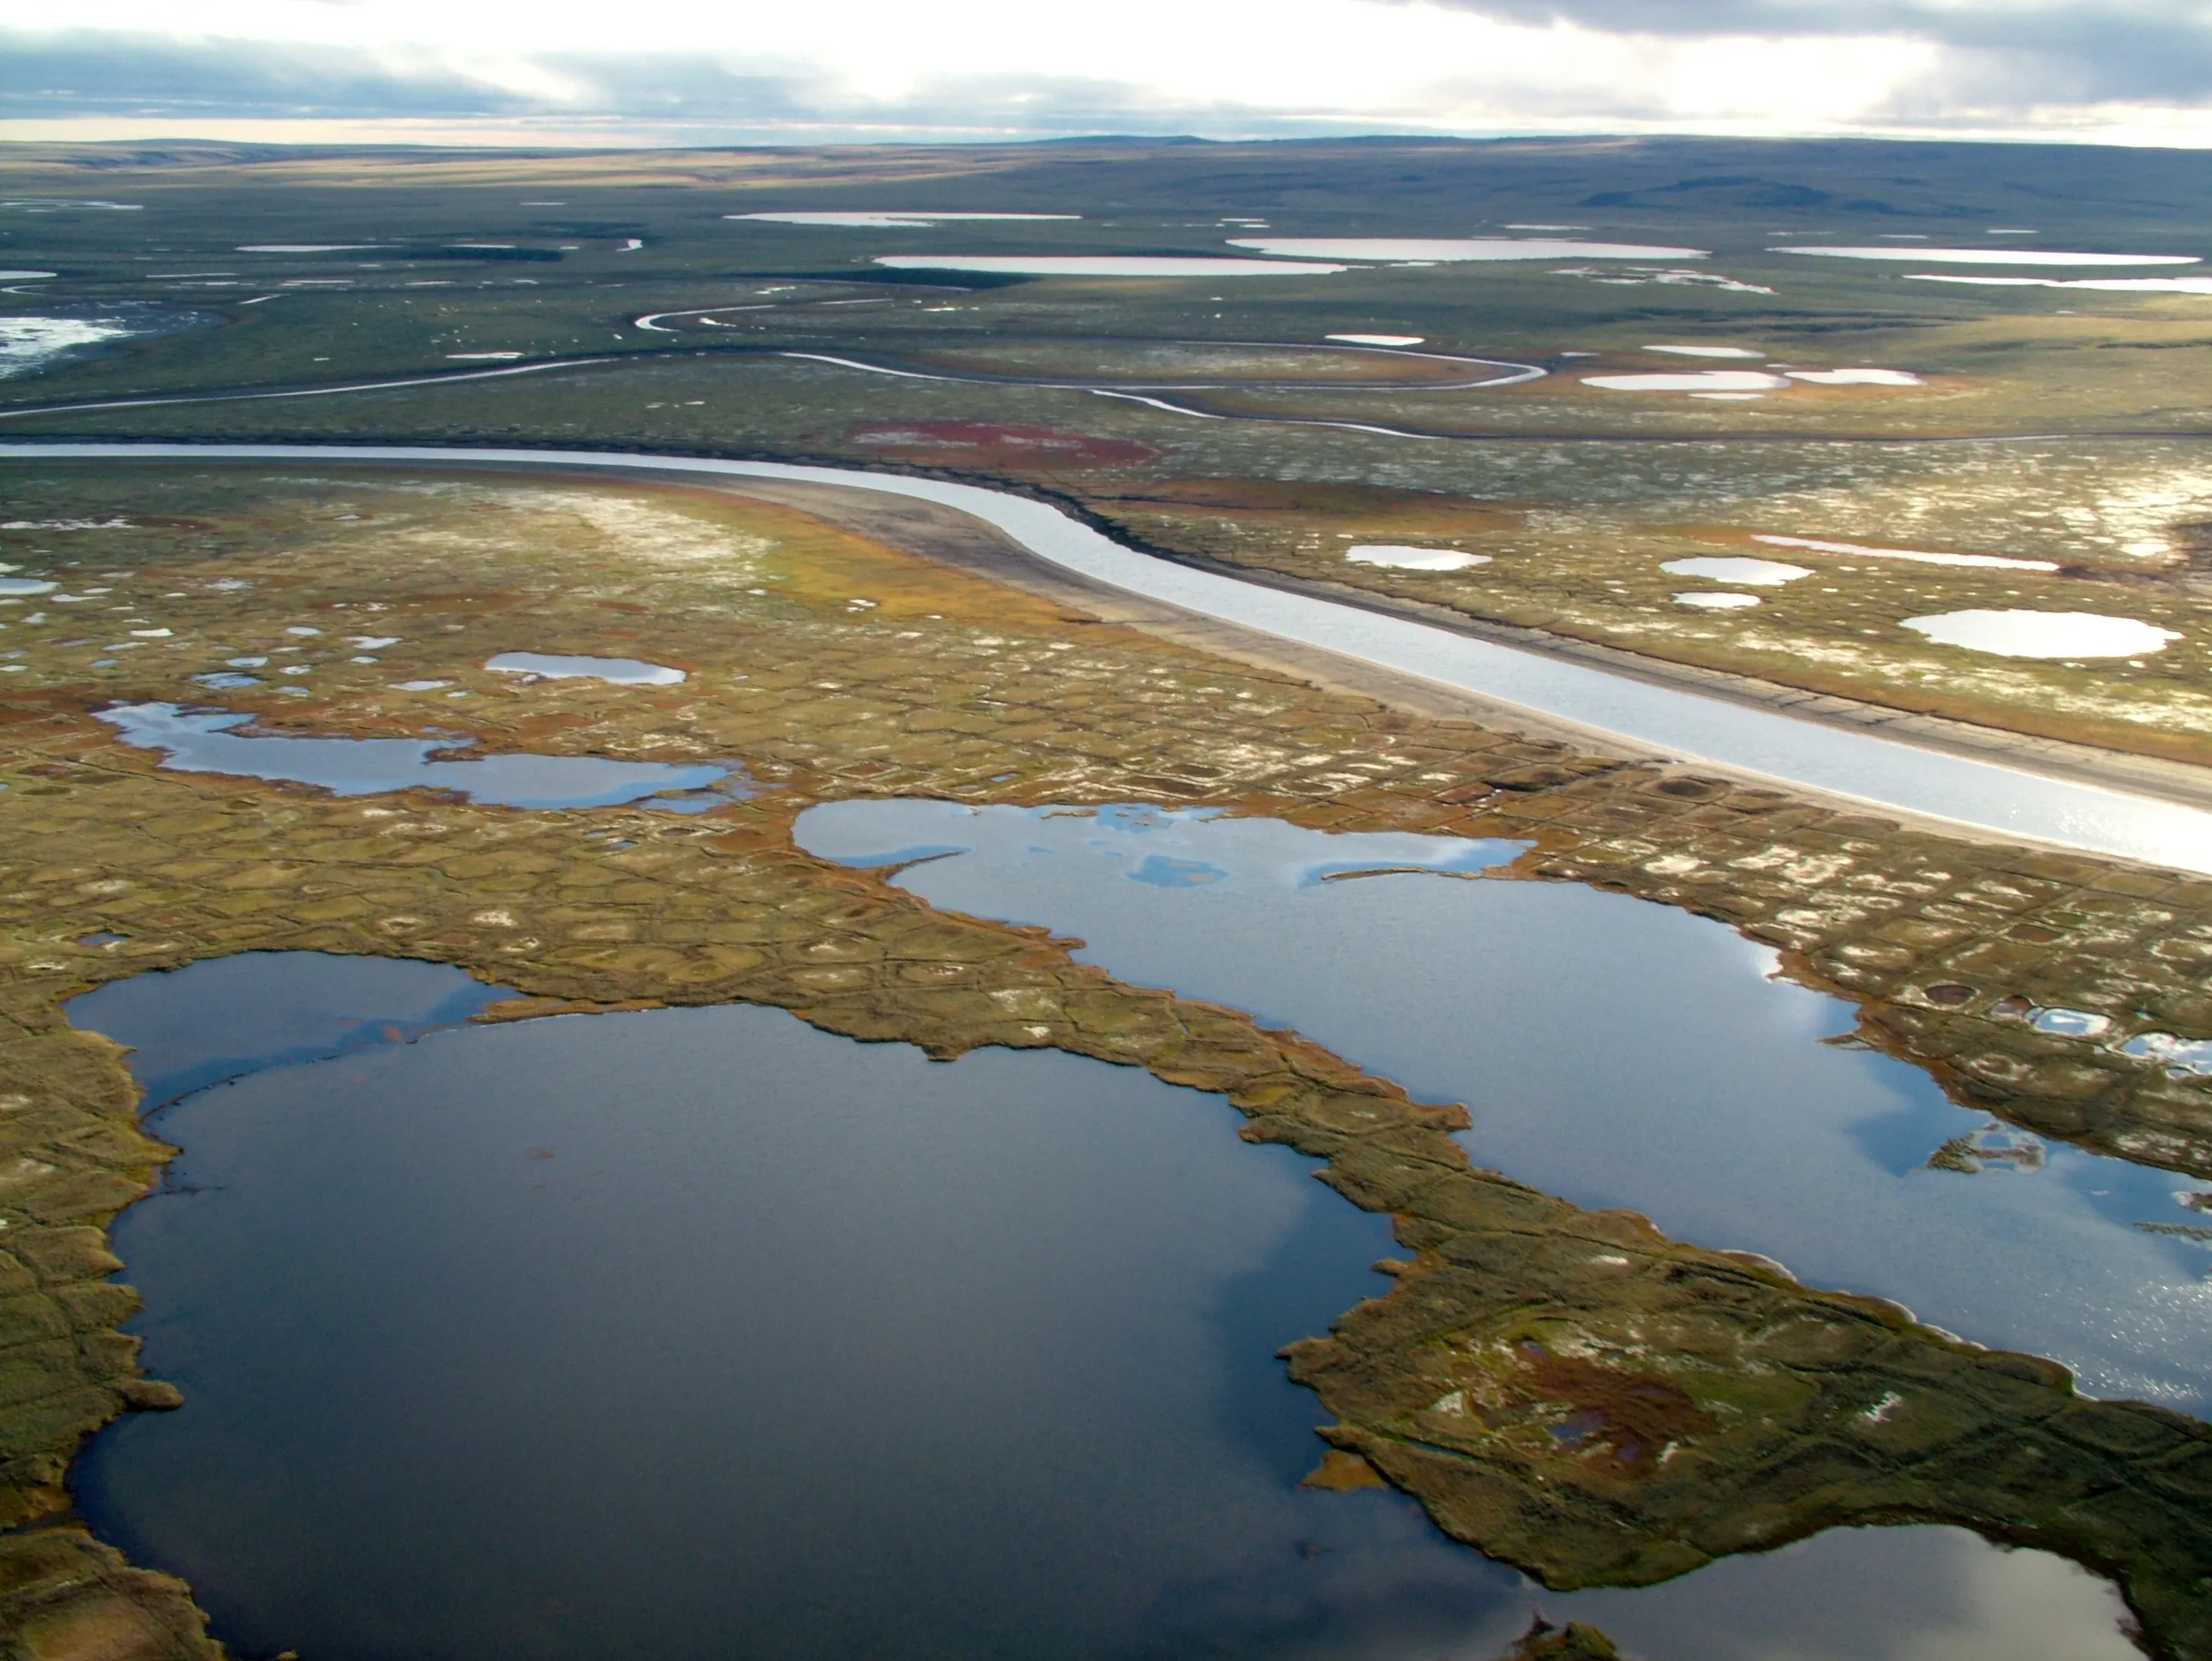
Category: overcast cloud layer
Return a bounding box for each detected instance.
[3,0,2211,145]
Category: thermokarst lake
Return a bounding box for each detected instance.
[7,131,2212,1661]
[67,942,2143,1661]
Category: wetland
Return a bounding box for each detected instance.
[2,134,2212,1660]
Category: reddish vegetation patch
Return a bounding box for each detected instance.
[844,421,1158,468]
[1502,1343,1717,1473]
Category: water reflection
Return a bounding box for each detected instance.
[68,957,2137,1659]
[484,651,685,685]
[65,950,516,1110]
[15,443,2210,872]
[97,701,742,811]
[796,800,2212,1410]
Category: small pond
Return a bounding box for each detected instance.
[68,953,2134,1660]
[97,702,744,811]
[485,651,686,685]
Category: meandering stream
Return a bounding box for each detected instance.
[8,440,2209,873]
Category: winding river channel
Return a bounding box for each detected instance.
[6,440,2211,874]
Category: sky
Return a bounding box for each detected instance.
[4,0,2212,148]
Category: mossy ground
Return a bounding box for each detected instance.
[0,467,2208,1654]
[6,139,2212,763]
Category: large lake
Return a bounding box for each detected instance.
[68,897,2144,1658]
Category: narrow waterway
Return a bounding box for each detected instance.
[7,441,2209,873]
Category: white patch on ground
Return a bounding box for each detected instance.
[1556,266,1773,293]
[1326,333,1424,346]
[235,244,380,253]
[1902,610,2182,658]
[446,351,524,361]
[1231,237,1706,261]
[1645,344,1764,358]
[0,578,56,596]
[0,271,55,281]
[1752,534,2060,571]
[1714,628,2212,734]
[732,211,1080,228]
[1675,591,1763,609]
[1786,368,1924,386]
[0,315,139,379]
[873,256,1345,277]
[2083,471,2212,558]
[375,483,775,586]
[1661,558,1812,585]
[1347,545,1490,571]
[1776,246,2198,266]
[1583,371,1791,392]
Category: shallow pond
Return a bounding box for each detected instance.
[97,701,741,811]
[1751,534,2058,572]
[1581,371,1791,393]
[69,954,2135,1661]
[795,801,2212,1411]
[1658,557,1810,585]
[1774,247,2197,265]
[735,211,1080,227]
[1228,238,1708,262]
[484,650,686,685]
[1348,544,1490,570]
[871,255,1351,276]
[1901,610,2182,659]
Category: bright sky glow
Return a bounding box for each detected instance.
[8,0,2212,145]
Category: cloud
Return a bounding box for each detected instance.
[0,32,535,118]
[1408,0,2212,105]
[2,2,2210,144]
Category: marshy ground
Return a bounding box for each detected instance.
[3,135,2212,1659]
[0,467,2207,1656]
